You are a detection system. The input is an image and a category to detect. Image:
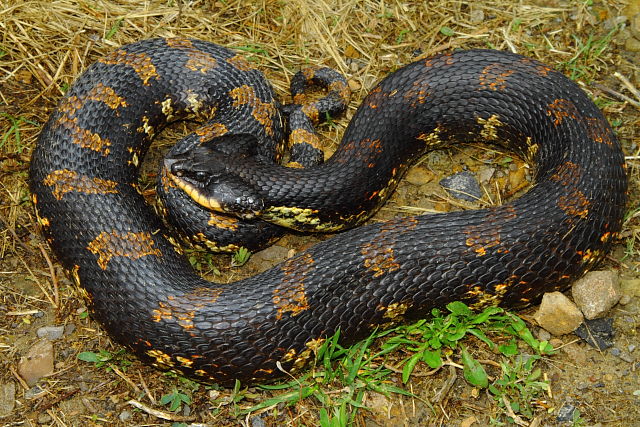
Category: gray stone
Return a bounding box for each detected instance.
[556,403,577,422]
[439,171,481,202]
[37,325,65,340]
[0,382,16,417]
[572,270,621,319]
[533,292,583,335]
[575,318,615,350]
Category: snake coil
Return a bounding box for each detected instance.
[30,38,626,385]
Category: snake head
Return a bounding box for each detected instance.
[164,142,264,219]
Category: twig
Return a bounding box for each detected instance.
[433,365,457,404]
[591,82,640,108]
[39,243,59,308]
[501,395,529,426]
[127,399,194,422]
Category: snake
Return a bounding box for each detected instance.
[29,37,627,386]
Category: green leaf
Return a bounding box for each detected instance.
[77,351,100,363]
[440,26,455,37]
[446,301,471,316]
[498,339,518,356]
[461,347,488,388]
[402,352,422,383]
[421,349,443,369]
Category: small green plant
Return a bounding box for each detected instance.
[77,349,132,371]
[231,247,251,267]
[560,24,621,81]
[160,387,192,412]
[1,112,37,153]
[488,355,549,421]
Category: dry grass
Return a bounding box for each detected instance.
[1,0,639,425]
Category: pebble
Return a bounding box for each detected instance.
[24,385,46,399]
[629,344,636,353]
[18,339,54,386]
[556,403,577,422]
[574,318,615,350]
[533,291,584,335]
[119,410,132,421]
[439,171,482,202]
[0,382,16,417]
[36,325,65,340]
[537,328,551,342]
[251,415,267,427]
[571,270,621,319]
[405,166,434,186]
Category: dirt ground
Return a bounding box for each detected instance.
[1,0,639,426]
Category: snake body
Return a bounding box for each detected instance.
[30,38,626,385]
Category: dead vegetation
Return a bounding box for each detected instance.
[1,0,639,425]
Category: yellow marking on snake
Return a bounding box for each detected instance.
[264,206,328,229]
[168,173,223,211]
[378,302,411,320]
[477,114,503,141]
[99,50,158,85]
[547,98,579,126]
[207,212,239,230]
[478,64,515,91]
[191,232,239,253]
[229,85,277,136]
[289,128,321,150]
[417,125,443,147]
[152,288,224,332]
[43,169,119,200]
[87,231,162,270]
[227,54,255,71]
[195,122,228,142]
[38,216,50,227]
[138,115,155,137]
[273,253,314,320]
[146,349,174,368]
[161,98,174,120]
[557,190,590,219]
[466,283,509,310]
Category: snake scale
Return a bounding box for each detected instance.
[29,38,626,386]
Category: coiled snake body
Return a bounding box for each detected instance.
[30,38,626,385]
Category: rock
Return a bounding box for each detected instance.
[533,292,584,335]
[0,382,16,417]
[477,167,495,183]
[119,410,132,421]
[405,166,433,186]
[18,339,54,386]
[537,328,551,342]
[439,171,481,202]
[251,415,267,427]
[556,403,577,422]
[571,270,621,319]
[574,318,615,350]
[36,325,65,340]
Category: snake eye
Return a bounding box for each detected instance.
[195,171,208,182]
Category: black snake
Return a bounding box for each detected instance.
[29,38,626,386]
